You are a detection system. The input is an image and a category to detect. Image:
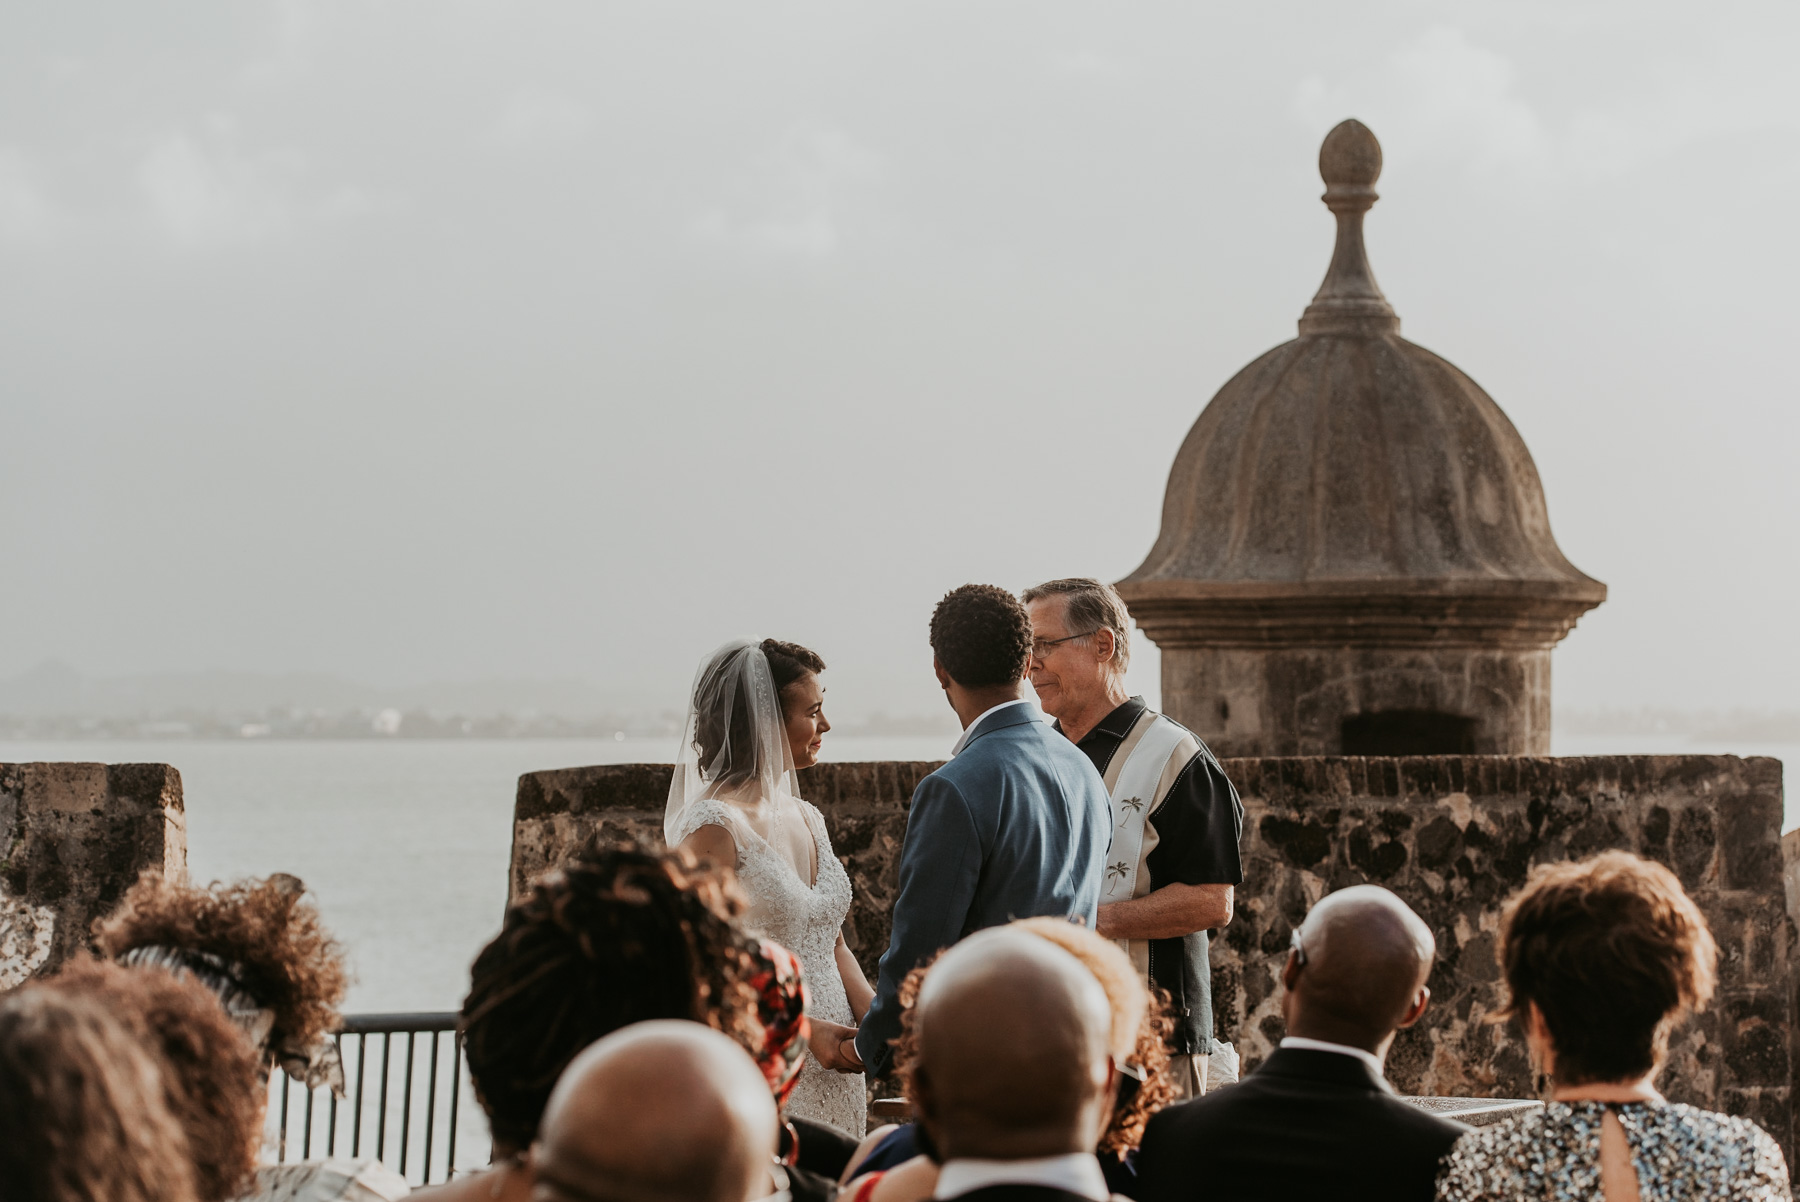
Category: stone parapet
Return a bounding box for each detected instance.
[514,753,1793,1160]
[0,762,187,986]
[511,761,936,966]
[1215,754,1791,1163]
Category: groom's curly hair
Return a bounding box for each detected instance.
[930,584,1034,688]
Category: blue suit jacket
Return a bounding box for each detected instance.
[855,702,1111,1078]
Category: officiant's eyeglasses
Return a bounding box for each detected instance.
[1030,630,1096,659]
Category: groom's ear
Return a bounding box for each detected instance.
[933,657,951,691]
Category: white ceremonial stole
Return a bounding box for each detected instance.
[1099,713,1189,969]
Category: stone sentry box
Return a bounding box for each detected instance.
[0,762,187,987]
[512,753,1796,1163]
[1115,120,1606,759]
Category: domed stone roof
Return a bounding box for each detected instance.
[1121,120,1604,644]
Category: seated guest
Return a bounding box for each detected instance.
[844,917,1175,1199]
[1134,885,1464,1202]
[1436,851,1790,1202]
[43,956,264,1202]
[415,841,815,1202]
[883,927,1132,1202]
[93,871,408,1201]
[527,1019,781,1202]
[0,985,200,1202]
[95,871,352,1095]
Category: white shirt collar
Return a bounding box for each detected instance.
[948,698,1036,757]
[934,1153,1111,1200]
[1279,1036,1386,1080]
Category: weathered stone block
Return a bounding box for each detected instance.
[0,762,186,986]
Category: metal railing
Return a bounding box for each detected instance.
[265,1011,488,1186]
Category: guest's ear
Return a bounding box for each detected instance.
[1397,985,1431,1029]
[1281,949,1302,991]
[1095,1058,1122,1131]
[932,658,951,692]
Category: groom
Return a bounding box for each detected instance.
[845,584,1112,1080]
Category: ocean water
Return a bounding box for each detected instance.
[1,735,951,1012]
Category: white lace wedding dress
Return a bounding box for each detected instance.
[674,797,866,1136]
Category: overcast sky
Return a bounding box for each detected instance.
[2,2,1796,720]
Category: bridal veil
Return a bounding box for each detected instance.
[664,639,809,878]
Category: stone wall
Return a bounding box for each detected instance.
[1217,754,1790,1161]
[511,761,932,968]
[513,753,1793,1159]
[0,762,187,986]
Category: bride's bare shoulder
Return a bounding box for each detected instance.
[676,817,739,870]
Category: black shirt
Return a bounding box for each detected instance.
[1068,696,1244,1055]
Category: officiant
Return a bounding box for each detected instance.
[1024,577,1245,1098]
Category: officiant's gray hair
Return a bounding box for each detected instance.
[1021,578,1133,674]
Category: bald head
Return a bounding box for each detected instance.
[1283,886,1437,1056]
[911,928,1116,1163]
[529,1021,777,1202]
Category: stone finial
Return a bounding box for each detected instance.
[1299,119,1400,336]
[1320,117,1382,187]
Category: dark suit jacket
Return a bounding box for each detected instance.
[855,703,1110,1076]
[1133,1047,1467,1202]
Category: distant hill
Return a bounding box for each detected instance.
[0,661,959,741]
[0,660,674,721]
[1558,707,1800,744]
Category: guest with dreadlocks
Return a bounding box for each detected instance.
[414,839,840,1202]
[93,870,409,1202]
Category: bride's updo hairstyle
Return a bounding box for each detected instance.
[693,638,825,786]
[762,638,826,707]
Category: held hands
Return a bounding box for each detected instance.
[806,1018,866,1074]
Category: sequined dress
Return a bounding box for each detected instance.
[673,797,866,1137]
[1436,1100,1790,1202]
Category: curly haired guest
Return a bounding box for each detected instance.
[842,916,1177,1201]
[0,985,200,1202]
[42,957,264,1202]
[1436,851,1790,1202]
[93,871,408,1202]
[95,871,350,1092]
[848,583,1112,1080]
[413,841,820,1202]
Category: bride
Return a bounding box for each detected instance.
[666,638,871,1135]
